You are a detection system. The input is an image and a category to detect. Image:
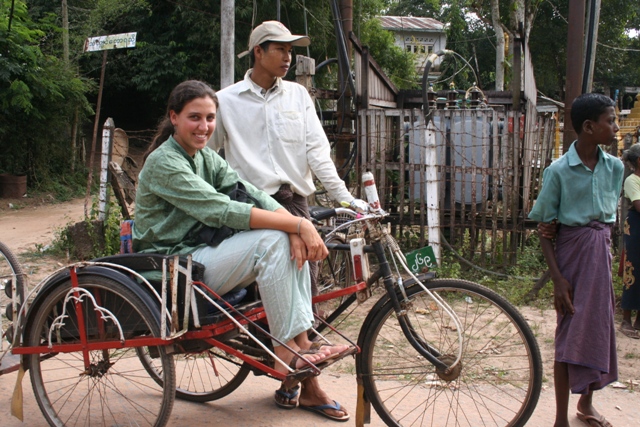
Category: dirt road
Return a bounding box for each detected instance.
[1,198,639,426]
[0,198,86,255]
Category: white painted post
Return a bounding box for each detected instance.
[220,0,235,89]
[98,118,114,221]
[424,117,441,266]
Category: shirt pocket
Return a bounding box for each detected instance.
[602,192,619,215]
[274,110,304,144]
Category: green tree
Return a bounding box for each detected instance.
[0,0,90,184]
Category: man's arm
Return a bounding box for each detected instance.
[301,88,354,203]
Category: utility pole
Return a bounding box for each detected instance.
[582,0,601,93]
[563,0,585,152]
[220,0,234,89]
[335,0,353,182]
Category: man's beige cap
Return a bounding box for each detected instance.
[237,20,310,58]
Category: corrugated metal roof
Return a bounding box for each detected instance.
[378,16,444,32]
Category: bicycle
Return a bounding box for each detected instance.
[3,205,542,427]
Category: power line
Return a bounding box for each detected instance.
[597,41,640,52]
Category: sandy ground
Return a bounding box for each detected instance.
[1,197,639,426]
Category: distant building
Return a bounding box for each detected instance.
[378,16,447,76]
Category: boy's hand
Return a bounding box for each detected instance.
[552,276,575,316]
[537,221,558,240]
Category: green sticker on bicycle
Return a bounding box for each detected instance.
[405,246,436,273]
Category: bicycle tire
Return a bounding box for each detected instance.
[27,274,176,427]
[357,278,542,427]
[137,344,251,402]
[0,241,25,297]
[1,241,26,344]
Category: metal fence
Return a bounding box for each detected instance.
[356,107,557,268]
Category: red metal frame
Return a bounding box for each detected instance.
[13,271,365,375]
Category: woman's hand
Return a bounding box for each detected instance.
[296,218,328,263]
[248,208,328,269]
[288,233,307,270]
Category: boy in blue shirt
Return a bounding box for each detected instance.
[529,93,622,427]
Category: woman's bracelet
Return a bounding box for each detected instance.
[297,217,304,237]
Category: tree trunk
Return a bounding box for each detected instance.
[61,0,69,65]
[511,0,526,91]
[490,0,505,91]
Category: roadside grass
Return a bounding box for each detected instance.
[428,231,624,312]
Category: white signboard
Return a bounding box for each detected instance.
[84,32,137,52]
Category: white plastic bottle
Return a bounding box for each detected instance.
[362,170,382,213]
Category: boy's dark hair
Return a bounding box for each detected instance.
[249,41,272,67]
[570,93,615,135]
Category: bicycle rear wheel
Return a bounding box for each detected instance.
[27,274,175,427]
[358,278,542,427]
[1,241,26,345]
[0,241,25,294]
[138,343,251,402]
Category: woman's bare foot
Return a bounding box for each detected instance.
[273,345,328,375]
[309,341,350,357]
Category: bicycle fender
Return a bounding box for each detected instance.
[355,272,436,366]
[20,265,163,357]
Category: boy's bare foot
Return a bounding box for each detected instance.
[577,397,612,427]
[620,320,640,339]
[576,412,613,427]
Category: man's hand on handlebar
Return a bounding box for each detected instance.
[349,198,369,213]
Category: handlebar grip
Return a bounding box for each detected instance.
[309,206,337,222]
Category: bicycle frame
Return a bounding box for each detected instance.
[321,240,449,371]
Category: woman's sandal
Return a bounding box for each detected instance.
[274,350,327,409]
[274,383,300,409]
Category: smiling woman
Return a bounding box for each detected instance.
[170,96,217,156]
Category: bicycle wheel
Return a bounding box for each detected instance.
[358,278,542,427]
[138,343,251,402]
[0,241,25,295]
[317,234,353,314]
[27,274,175,427]
[1,241,26,345]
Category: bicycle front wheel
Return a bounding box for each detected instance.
[27,274,175,427]
[358,278,542,427]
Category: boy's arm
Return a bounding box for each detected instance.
[539,236,574,316]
